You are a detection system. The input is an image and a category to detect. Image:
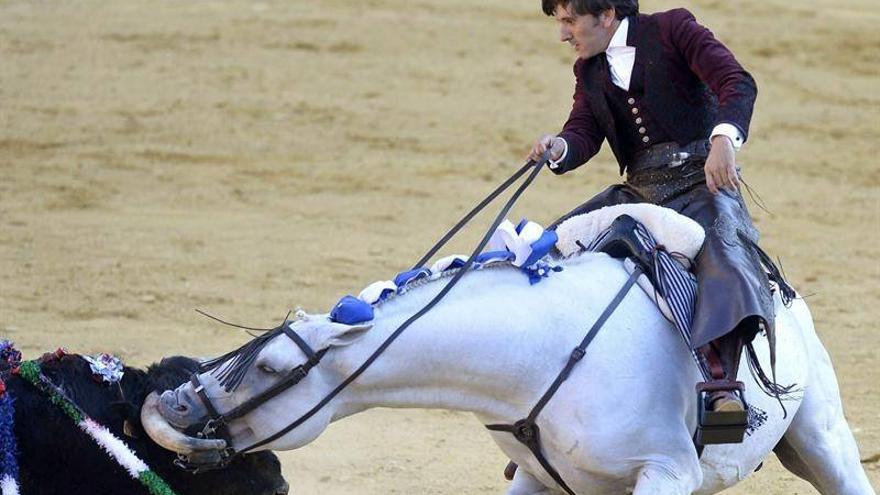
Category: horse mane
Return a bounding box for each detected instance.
[371,251,602,312]
[199,323,285,393]
[197,252,605,392]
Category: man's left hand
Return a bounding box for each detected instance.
[704,135,739,194]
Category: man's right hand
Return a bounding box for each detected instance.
[529,134,565,163]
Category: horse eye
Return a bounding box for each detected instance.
[258,364,277,374]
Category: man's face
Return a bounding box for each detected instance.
[554,4,618,60]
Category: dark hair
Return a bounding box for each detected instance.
[541,0,638,19]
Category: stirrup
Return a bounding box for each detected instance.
[695,381,748,445]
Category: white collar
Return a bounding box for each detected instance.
[607,17,629,50]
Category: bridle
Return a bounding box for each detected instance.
[175,154,553,473]
[181,322,327,471]
[175,152,646,494]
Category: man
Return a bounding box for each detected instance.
[529,0,774,423]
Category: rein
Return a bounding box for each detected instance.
[183,153,551,468]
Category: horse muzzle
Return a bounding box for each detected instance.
[141,391,227,455]
[158,387,209,430]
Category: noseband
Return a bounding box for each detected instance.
[177,323,326,471]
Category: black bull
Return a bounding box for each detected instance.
[5,354,289,495]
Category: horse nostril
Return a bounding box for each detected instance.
[276,481,290,495]
[160,390,191,417]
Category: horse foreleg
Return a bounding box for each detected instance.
[774,435,826,488]
[777,334,876,494]
[505,468,553,495]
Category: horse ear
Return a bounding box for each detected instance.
[317,321,372,349]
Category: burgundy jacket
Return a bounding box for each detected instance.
[554,8,757,175]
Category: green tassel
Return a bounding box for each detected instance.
[139,470,180,495]
[19,360,84,423]
[49,390,85,423]
[16,360,40,385]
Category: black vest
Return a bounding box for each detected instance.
[604,77,673,166]
[578,15,719,173]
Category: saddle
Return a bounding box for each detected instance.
[554,203,705,260]
[555,205,703,325]
[556,207,752,445]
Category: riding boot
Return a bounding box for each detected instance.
[702,328,746,412]
[695,324,749,444]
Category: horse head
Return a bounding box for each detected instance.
[141,315,372,467]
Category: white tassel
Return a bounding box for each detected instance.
[0,475,20,495]
[80,418,149,479]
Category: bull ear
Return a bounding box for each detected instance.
[123,419,141,439]
[315,321,372,349]
[111,400,145,438]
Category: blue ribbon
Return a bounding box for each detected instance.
[0,392,18,486]
[330,295,375,325]
[521,230,558,268]
[393,268,432,289]
[329,219,563,324]
[475,250,515,265]
[523,261,564,285]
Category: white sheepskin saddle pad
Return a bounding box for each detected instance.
[554,203,705,262]
[555,204,706,323]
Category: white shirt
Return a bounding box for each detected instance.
[607,18,743,150]
[605,17,637,92]
[551,18,744,169]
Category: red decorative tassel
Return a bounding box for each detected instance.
[40,348,68,363]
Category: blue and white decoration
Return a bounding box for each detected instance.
[330,218,562,325]
[0,391,18,495]
[0,341,19,495]
[82,354,125,385]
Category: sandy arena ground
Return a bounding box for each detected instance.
[1,0,878,493]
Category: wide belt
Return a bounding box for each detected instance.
[629,139,711,173]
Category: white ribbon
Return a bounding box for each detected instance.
[358,280,398,305]
[487,219,545,267]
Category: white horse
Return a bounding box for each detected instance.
[142,251,875,494]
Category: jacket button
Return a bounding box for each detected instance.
[631,107,639,115]
[635,117,643,124]
[638,127,647,134]
[642,136,650,143]
[627,97,636,105]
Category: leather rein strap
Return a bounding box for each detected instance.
[486,266,643,495]
[193,154,552,461]
[235,157,547,455]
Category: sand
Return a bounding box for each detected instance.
[1,0,878,493]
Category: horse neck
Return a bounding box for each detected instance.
[328,312,554,423]
[324,258,621,423]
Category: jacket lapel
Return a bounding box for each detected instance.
[628,14,646,95]
[582,55,615,140]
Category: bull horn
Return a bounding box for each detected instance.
[141,392,227,454]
